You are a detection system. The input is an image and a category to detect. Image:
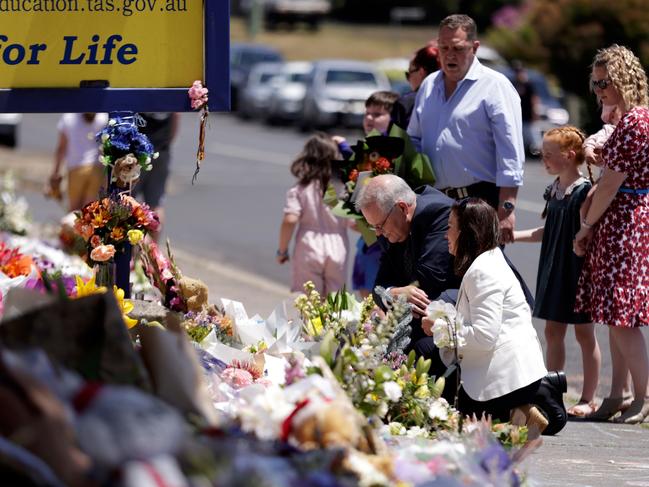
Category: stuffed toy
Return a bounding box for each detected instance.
[112,153,141,188]
[178,276,210,314]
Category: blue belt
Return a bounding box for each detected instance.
[619,187,649,195]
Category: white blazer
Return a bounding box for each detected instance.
[451,248,547,401]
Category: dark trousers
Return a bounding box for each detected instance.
[458,379,541,422]
[443,180,534,308]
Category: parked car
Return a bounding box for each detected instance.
[230,43,283,111]
[265,61,312,123]
[300,60,391,130]
[238,62,283,119]
[240,0,331,30]
[0,113,21,147]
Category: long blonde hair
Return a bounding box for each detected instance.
[592,45,649,111]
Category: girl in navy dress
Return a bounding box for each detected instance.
[514,126,600,417]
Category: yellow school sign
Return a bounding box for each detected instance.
[0,0,203,88]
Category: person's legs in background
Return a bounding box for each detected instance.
[545,321,567,371]
[568,323,601,416]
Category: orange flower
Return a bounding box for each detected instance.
[90,208,110,228]
[90,244,115,262]
[1,254,32,278]
[110,227,125,241]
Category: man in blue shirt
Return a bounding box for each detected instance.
[408,14,524,244]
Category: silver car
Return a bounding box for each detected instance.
[266,61,312,123]
[237,62,283,119]
[300,60,391,130]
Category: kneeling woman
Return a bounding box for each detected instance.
[424,198,566,435]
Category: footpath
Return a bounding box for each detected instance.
[2,147,649,487]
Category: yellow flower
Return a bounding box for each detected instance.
[113,285,138,328]
[308,316,323,336]
[73,275,107,299]
[127,229,144,245]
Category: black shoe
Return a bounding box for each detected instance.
[545,370,567,394]
[534,372,568,435]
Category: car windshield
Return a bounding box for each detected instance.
[325,70,377,84]
[288,73,308,83]
[259,73,277,83]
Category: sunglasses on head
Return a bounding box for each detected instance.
[591,78,612,90]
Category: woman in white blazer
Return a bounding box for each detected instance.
[423,198,567,435]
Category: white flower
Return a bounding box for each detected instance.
[108,119,116,126]
[388,422,406,436]
[428,398,450,421]
[153,151,160,159]
[405,426,429,438]
[431,317,452,348]
[383,381,402,402]
[376,401,388,417]
[426,299,457,321]
[145,156,151,164]
[101,133,110,142]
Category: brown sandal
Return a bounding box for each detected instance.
[567,400,597,418]
[511,404,549,440]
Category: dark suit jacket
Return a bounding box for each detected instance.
[374,185,460,308]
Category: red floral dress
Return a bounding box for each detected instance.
[575,106,649,328]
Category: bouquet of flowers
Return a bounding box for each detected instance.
[96,115,158,189]
[325,134,405,244]
[0,171,31,236]
[427,300,466,349]
[293,280,371,339]
[74,194,159,266]
[309,291,459,437]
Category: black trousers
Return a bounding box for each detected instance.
[458,379,541,422]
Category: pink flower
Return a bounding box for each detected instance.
[188,80,209,109]
[90,244,116,262]
[221,367,254,389]
[120,194,141,209]
[90,235,102,248]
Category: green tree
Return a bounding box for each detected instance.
[488,0,649,130]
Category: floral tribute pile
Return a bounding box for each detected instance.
[0,186,537,487]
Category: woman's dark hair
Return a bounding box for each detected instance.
[290,132,339,192]
[452,198,500,276]
[412,45,439,75]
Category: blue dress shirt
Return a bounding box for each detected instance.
[407,57,525,189]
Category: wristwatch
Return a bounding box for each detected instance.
[501,201,515,213]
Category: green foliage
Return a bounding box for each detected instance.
[487,0,649,130]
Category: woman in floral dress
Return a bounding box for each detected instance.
[574,45,649,424]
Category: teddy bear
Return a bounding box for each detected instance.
[112,153,141,188]
[178,276,220,316]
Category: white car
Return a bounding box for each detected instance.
[300,60,391,130]
[266,61,312,123]
[0,113,21,147]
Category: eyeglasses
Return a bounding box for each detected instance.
[369,205,396,233]
[591,78,613,90]
[405,67,419,80]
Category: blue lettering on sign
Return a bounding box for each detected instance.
[0,34,47,65]
[59,34,138,65]
[0,34,138,65]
